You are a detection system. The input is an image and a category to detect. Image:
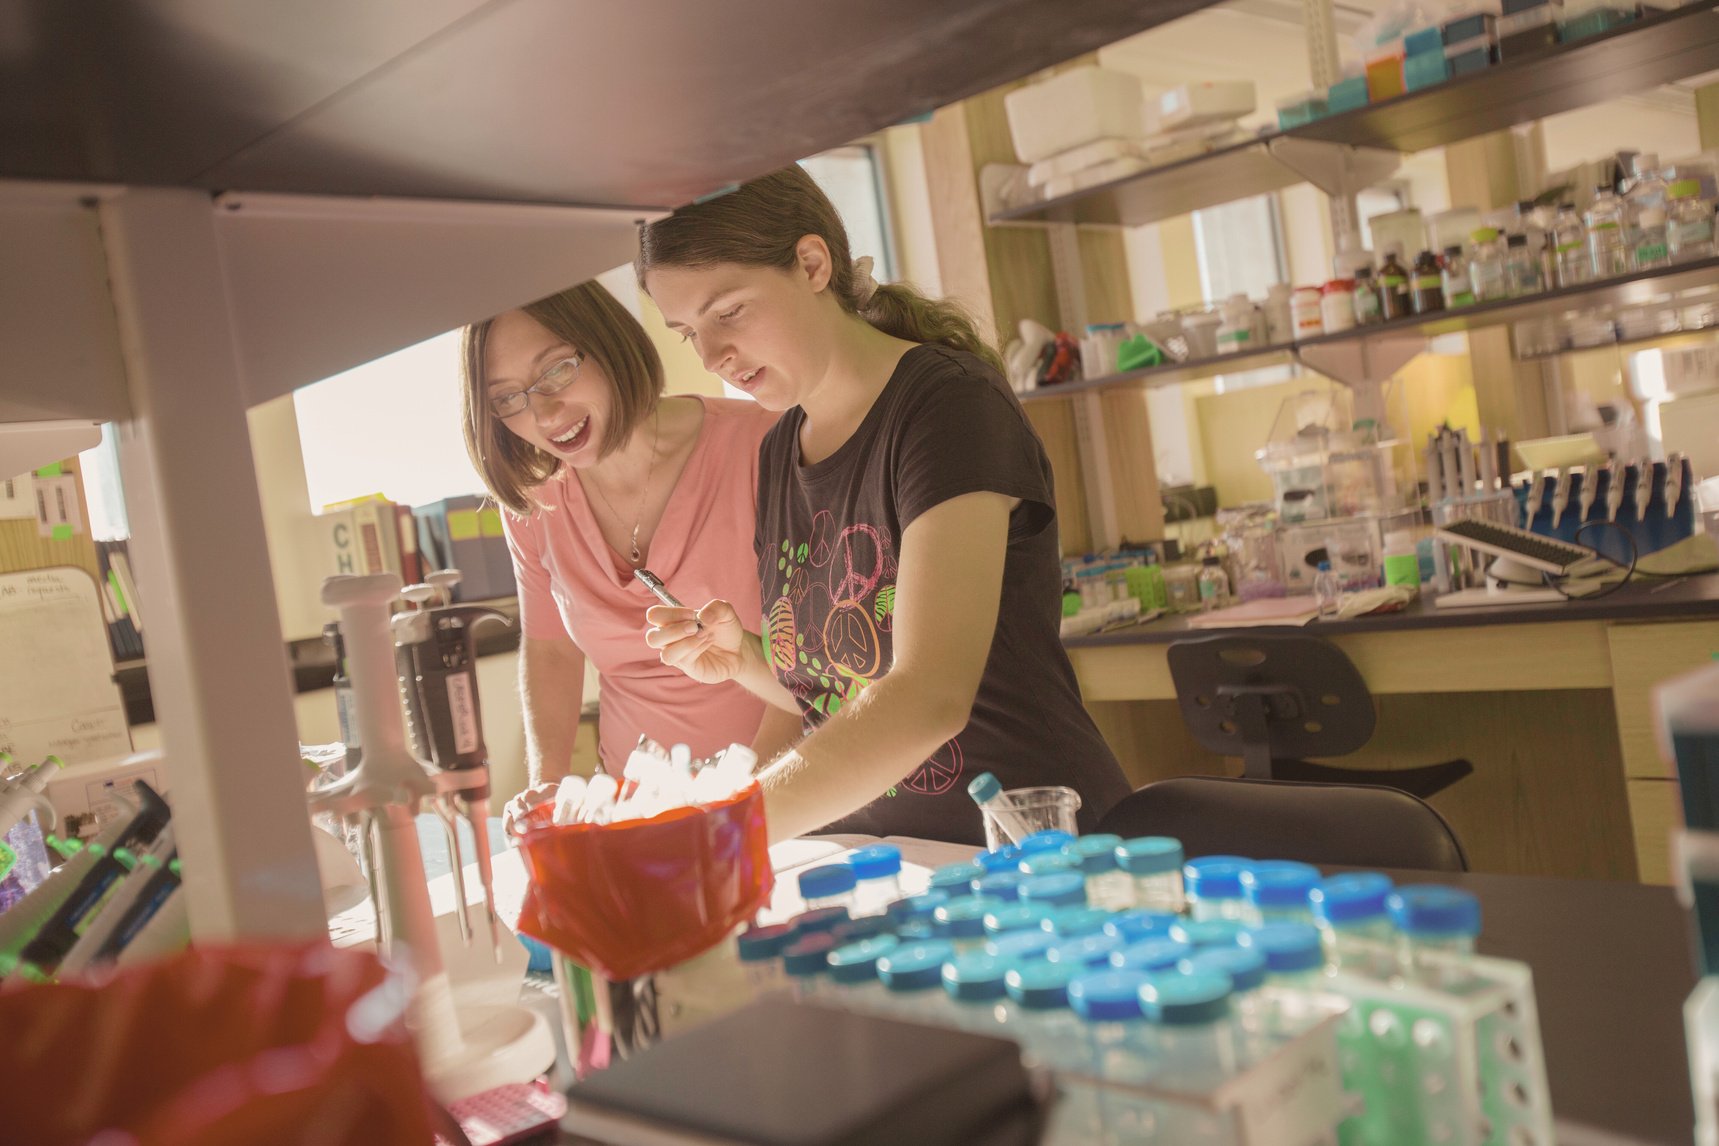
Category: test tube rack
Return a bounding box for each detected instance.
[803,978,1352,1146]
[1325,948,1553,1146]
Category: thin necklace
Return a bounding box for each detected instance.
[586,408,660,566]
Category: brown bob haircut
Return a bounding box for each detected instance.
[461,281,664,515]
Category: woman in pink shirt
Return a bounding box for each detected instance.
[459,281,777,802]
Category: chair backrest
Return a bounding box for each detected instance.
[1167,633,1375,778]
[1095,775,1469,872]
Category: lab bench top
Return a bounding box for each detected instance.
[1064,571,1719,649]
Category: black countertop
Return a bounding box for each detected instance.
[1065,572,1719,650]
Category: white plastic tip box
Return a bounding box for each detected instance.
[1003,66,1146,164]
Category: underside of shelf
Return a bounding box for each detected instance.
[1291,0,1719,152]
[0,0,1230,210]
[994,138,1398,229]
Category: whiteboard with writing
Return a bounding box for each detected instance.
[0,567,132,765]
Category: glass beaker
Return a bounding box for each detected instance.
[980,786,1083,851]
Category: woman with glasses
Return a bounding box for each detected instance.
[460,282,778,813]
[640,167,1129,845]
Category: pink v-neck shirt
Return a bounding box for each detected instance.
[504,396,779,772]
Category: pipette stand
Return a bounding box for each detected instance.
[308,573,551,1102]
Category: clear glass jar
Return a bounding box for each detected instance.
[1352,267,1385,324]
[1626,153,1670,270]
[1468,227,1508,300]
[941,950,1013,1034]
[1586,186,1630,278]
[875,939,961,1025]
[1067,969,1156,1084]
[823,935,901,1015]
[1238,923,1327,1037]
[1308,872,1399,980]
[1668,179,1716,263]
[1182,856,1251,921]
[781,932,839,1001]
[1440,245,1474,306]
[1067,833,1133,910]
[798,862,857,914]
[1239,859,1321,926]
[1019,871,1089,912]
[737,923,797,995]
[1505,232,1543,296]
[1004,961,1089,1070]
[935,895,1008,955]
[1388,885,1482,990]
[1116,837,1185,912]
[1552,202,1589,286]
[845,844,903,917]
[1140,971,1240,1082]
[1110,937,1192,974]
[1196,557,1230,612]
[1182,945,1270,1038]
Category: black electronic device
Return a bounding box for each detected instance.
[561,996,1044,1146]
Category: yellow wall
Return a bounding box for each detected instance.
[1193,354,1476,509]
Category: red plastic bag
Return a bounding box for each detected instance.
[512,783,773,981]
[0,941,436,1146]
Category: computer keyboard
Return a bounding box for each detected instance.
[1432,518,1614,577]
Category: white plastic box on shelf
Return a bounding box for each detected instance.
[1004,65,1147,164]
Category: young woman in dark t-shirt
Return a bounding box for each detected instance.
[639,166,1129,845]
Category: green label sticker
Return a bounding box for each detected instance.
[447,509,480,542]
[35,462,62,478]
[1636,243,1668,263]
[0,839,15,881]
[1415,275,1441,290]
[51,524,73,542]
[1382,275,1407,287]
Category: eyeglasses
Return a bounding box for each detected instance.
[489,351,585,418]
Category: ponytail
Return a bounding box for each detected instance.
[637,165,1003,374]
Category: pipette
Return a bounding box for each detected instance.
[1457,430,1477,501]
[1478,428,1497,493]
[1550,470,1573,531]
[1636,460,1654,524]
[391,567,510,960]
[0,755,61,841]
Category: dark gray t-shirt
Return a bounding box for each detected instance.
[754,344,1131,844]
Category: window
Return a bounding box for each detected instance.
[293,331,482,511]
[1191,195,1286,302]
[296,145,899,492]
[801,146,898,284]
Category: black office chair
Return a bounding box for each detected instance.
[1168,633,1473,800]
[1097,775,1469,872]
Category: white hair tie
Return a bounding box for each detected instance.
[851,255,879,307]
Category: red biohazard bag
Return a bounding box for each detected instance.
[511,783,773,981]
[0,942,436,1146]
